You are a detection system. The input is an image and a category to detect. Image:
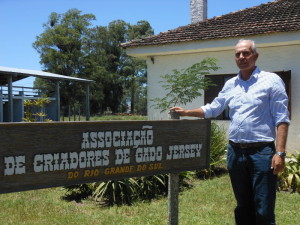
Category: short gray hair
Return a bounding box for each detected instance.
[237,39,258,54]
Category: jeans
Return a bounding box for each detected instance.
[227,142,277,225]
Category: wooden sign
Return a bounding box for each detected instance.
[0,120,210,194]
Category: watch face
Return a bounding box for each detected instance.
[276,152,286,157]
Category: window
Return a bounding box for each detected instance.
[204,71,291,120]
[276,71,291,119]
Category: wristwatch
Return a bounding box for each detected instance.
[275,152,286,158]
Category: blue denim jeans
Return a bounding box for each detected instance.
[227,142,277,225]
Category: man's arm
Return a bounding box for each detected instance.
[170,107,205,118]
[271,122,289,175]
[276,122,289,152]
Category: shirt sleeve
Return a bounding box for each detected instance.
[201,81,231,118]
[270,75,290,126]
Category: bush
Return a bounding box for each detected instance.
[135,175,168,200]
[197,122,228,178]
[90,175,168,206]
[278,151,300,193]
[209,122,228,168]
[23,94,52,122]
[92,178,140,206]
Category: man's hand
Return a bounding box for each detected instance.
[169,107,205,118]
[271,154,285,175]
[170,107,186,116]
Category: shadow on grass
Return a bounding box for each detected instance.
[196,167,228,180]
[61,184,93,203]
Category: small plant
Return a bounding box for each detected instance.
[64,173,195,206]
[209,122,228,168]
[278,151,300,193]
[90,175,169,206]
[92,178,139,206]
[151,57,220,113]
[136,174,168,200]
[197,122,228,179]
[23,94,52,122]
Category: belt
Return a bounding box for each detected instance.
[229,140,274,149]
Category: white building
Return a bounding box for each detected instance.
[122,0,300,152]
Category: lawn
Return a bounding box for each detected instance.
[0,174,299,225]
[2,116,299,224]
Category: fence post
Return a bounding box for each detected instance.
[168,110,180,225]
[68,104,71,121]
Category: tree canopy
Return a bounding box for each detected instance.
[33,9,153,115]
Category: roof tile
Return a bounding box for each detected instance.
[122,0,300,48]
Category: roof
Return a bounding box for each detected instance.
[0,66,93,86]
[121,0,300,48]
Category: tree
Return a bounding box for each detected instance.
[33,9,96,112]
[121,21,153,114]
[33,9,153,115]
[134,84,147,115]
[151,57,220,113]
[82,20,153,114]
[119,56,147,114]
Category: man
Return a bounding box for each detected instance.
[171,39,290,225]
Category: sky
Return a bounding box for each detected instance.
[0,0,272,87]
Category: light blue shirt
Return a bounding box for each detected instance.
[202,67,290,143]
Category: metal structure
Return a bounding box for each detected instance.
[0,66,93,122]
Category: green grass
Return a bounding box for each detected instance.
[90,114,147,121]
[0,174,299,225]
[5,115,299,224]
[61,114,147,122]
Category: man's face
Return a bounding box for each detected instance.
[235,41,258,72]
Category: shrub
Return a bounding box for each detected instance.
[90,175,168,206]
[92,178,140,206]
[209,122,228,168]
[135,175,168,200]
[23,94,52,122]
[197,122,228,178]
[278,151,300,193]
[90,173,192,206]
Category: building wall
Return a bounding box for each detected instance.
[146,36,300,152]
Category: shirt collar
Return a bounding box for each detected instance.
[237,67,260,82]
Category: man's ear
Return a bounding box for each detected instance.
[254,52,259,61]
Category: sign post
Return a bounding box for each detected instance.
[168,110,180,225]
